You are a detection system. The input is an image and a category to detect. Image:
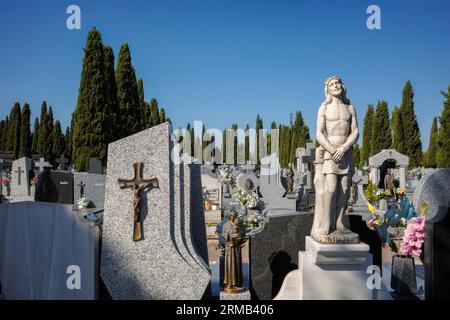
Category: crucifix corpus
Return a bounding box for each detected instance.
[15,166,24,185]
[118,162,159,242]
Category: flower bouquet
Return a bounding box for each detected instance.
[1,176,11,196]
[235,187,260,209]
[31,177,38,186]
[218,167,234,186]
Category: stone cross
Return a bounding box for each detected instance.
[241,161,255,174]
[14,166,24,185]
[57,154,68,170]
[78,181,86,198]
[118,162,159,242]
[35,157,50,172]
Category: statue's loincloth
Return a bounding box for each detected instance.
[322,148,354,175]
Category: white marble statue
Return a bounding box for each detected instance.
[311,76,359,244]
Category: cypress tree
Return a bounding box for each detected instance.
[256,115,263,164]
[103,45,120,143]
[245,124,250,161]
[72,28,108,171]
[400,81,422,168]
[116,43,141,137]
[391,106,404,152]
[149,98,160,126]
[19,103,31,158]
[360,104,374,168]
[290,111,311,163]
[137,78,147,129]
[32,117,39,154]
[65,126,71,159]
[38,101,52,162]
[424,117,438,168]
[51,120,66,158]
[2,117,9,151]
[159,108,166,123]
[437,85,450,168]
[371,100,392,155]
[353,144,361,170]
[47,106,55,161]
[0,120,4,151]
[8,103,21,159]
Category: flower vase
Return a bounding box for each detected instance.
[240,205,248,217]
[391,255,417,295]
[223,184,231,198]
[6,186,10,197]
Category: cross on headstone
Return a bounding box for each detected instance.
[35,157,50,172]
[118,162,159,242]
[241,161,255,174]
[14,166,24,185]
[78,181,86,198]
[57,154,68,170]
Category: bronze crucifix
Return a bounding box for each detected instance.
[118,162,159,242]
[15,166,24,185]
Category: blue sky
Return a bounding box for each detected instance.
[0,0,449,149]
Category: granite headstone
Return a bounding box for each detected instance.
[412,169,450,219]
[424,205,450,300]
[249,212,314,300]
[10,157,32,198]
[73,172,106,208]
[101,123,210,300]
[50,171,74,204]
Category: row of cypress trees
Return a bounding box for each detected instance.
[356,81,450,169]
[71,28,167,171]
[0,101,67,164]
[184,112,312,168]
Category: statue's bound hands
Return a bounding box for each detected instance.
[332,146,346,163]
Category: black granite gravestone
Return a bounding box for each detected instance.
[50,171,74,204]
[249,212,314,300]
[424,205,450,300]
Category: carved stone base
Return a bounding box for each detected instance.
[311,230,359,244]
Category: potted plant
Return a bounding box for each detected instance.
[30,176,38,195]
[203,187,212,211]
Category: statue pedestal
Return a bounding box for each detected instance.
[300,236,372,299]
[275,237,391,300]
[220,290,251,300]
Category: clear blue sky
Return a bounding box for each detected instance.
[0,0,449,149]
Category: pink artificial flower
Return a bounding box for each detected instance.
[367,218,377,230]
[401,217,426,257]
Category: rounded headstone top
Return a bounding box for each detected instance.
[412,169,450,219]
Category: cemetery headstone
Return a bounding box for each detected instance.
[73,172,106,208]
[50,171,74,204]
[34,157,50,173]
[56,154,68,171]
[250,212,314,299]
[424,205,450,300]
[101,123,210,300]
[412,169,450,220]
[10,157,32,198]
[0,201,99,299]
[88,158,103,174]
[259,156,296,213]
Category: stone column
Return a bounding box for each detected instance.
[399,166,406,189]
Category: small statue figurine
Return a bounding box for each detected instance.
[286,164,295,193]
[222,209,246,294]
